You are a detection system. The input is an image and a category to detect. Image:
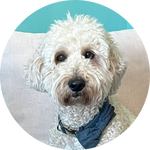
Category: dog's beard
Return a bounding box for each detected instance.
[55,87,99,106]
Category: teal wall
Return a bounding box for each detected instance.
[15,0,133,33]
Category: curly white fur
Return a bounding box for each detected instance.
[24,13,135,149]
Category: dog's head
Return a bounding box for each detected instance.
[24,14,127,106]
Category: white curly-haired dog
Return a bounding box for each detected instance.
[24,13,135,149]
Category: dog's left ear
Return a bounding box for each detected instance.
[107,33,127,95]
[23,37,47,92]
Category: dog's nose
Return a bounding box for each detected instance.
[68,78,85,92]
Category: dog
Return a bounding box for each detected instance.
[24,13,135,149]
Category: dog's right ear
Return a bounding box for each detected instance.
[24,40,46,92]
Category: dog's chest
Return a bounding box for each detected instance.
[56,103,101,130]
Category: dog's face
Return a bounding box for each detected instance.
[24,14,127,106]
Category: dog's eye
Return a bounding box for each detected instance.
[84,51,95,59]
[56,54,67,62]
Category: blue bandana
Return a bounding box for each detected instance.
[57,97,116,149]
